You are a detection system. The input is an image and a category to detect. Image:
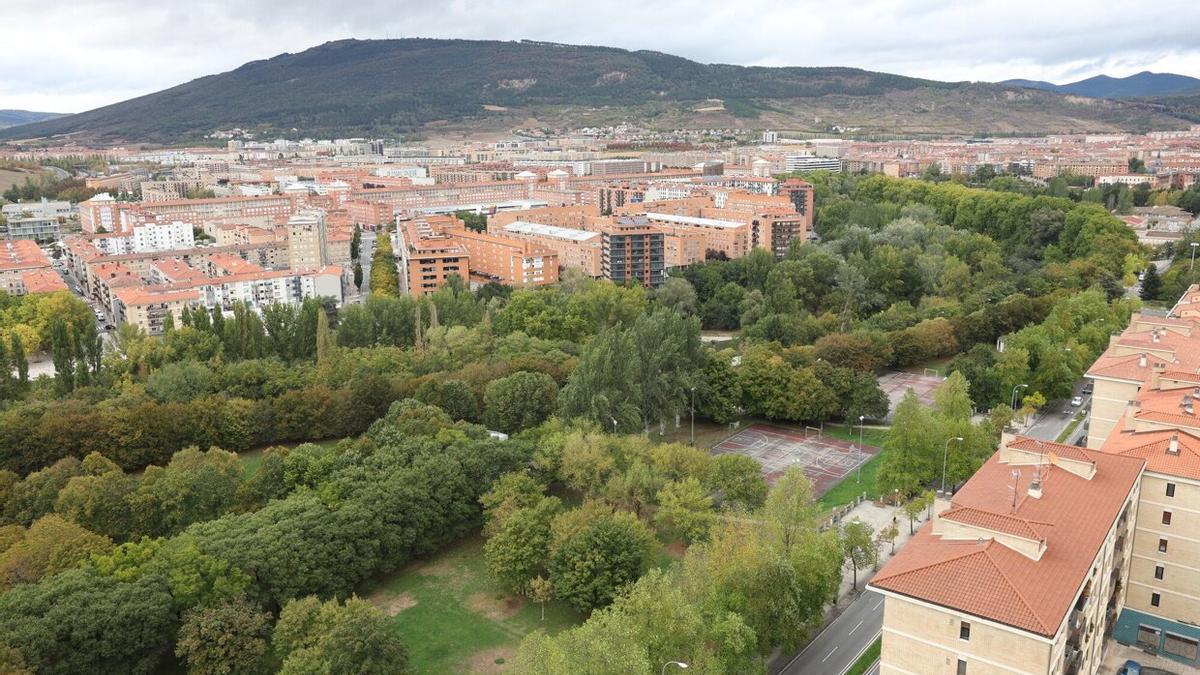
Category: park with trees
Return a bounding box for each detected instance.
[0,169,1156,671]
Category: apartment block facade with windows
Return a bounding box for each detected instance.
[870,436,1143,675]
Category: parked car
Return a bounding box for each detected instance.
[1117,660,1140,675]
[1082,383,1094,395]
[1071,396,1084,407]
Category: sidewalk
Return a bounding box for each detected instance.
[830,496,949,608]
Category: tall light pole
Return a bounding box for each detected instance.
[611,417,618,435]
[662,662,689,675]
[1191,242,1199,273]
[857,415,866,484]
[1011,383,1028,413]
[689,386,697,446]
[941,436,964,494]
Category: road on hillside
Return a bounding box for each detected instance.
[780,590,883,675]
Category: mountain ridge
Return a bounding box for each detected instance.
[1001,71,1200,98]
[0,110,63,129]
[1,38,1195,142]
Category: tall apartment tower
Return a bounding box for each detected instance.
[287,210,329,271]
[599,217,664,288]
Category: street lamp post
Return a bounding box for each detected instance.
[1011,383,1029,414]
[941,436,964,494]
[689,386,696,446]
[1191,242,1199,273]
[611,417,618,435]
[857,415,866,484]
[662,662,689,675]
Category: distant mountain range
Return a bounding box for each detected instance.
[1,39,1196,143]
[0,110,63,129]
[1001,71,1200,99]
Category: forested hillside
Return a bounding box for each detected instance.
[2,38,1192,142]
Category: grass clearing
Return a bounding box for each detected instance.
[648,419,736,450]
[846,635,882,675]
[818,424,891,509]
[358,535,585,673]
[240,438,345,478]
[901,356,954,377]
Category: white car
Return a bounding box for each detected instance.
[1070,396,1084,407]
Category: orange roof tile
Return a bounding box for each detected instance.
[938,506,1048,542]
[870,438,1144,637]
[1101,419,1200,481]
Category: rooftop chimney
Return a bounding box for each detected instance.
[1169,435,1181,455]
[1140,353,1148,368]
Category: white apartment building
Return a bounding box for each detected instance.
[785,155,842,173]
[196,267,343,310]
[1,198,73,242]
[91,221,196,256]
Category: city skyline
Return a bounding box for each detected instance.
[3,0,1200,113]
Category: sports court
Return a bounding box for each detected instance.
[712,423,879,495]
[877,370,946,418]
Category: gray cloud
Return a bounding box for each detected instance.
[2,0,1198,112]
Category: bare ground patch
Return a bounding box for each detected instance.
[463,646,517,673]
[367,589,418,616]
[407,556,459,577]
[467,592,524,621]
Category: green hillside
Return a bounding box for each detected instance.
[1,38,1193,142]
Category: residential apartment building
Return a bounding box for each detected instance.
[495,221,602,277]
[870,435,1143,675]
[598,217,665,288]
[287,210,330,271]
[1072,285,1200,668]
[0,240,65,296]
[394,216,470,297]
[138,194,298,227]
[79,193,128,234]
[140,179,206,202]
[441,222,558,287]
[640,212,748,264]
[1,199,72,243]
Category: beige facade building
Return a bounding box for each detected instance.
[871,435,1143,675]
[1072,284,1200,667]
[287,210,330,271]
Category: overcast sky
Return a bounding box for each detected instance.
[4,0,1199,113]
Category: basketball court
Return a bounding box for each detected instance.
[877,370,946,419]
[712,423,879,495]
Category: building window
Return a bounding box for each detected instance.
[1164,633,1200,661]
[1151,593,1161,607]
[959,621,971,641]
[1163,511,1173,526]
[1156,565,1165,580]
[956,659,967,675]
[1166,483,1176,498]
[1137,625,1161,650]
[1159,538,1169,553]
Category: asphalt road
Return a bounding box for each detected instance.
[780,590,883,675]
[1023,389,1090,444]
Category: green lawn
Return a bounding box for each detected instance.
[819,424,891,509]
[239,438,344,479]
[648,419,737,450]
[900,356,954,377]
[357,535,585,673]
[846,636,882,675]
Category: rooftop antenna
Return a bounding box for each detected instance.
[1009,468,1022,511]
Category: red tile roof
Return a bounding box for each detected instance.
[1101,419,1200,481]
[870,438,1144,637]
